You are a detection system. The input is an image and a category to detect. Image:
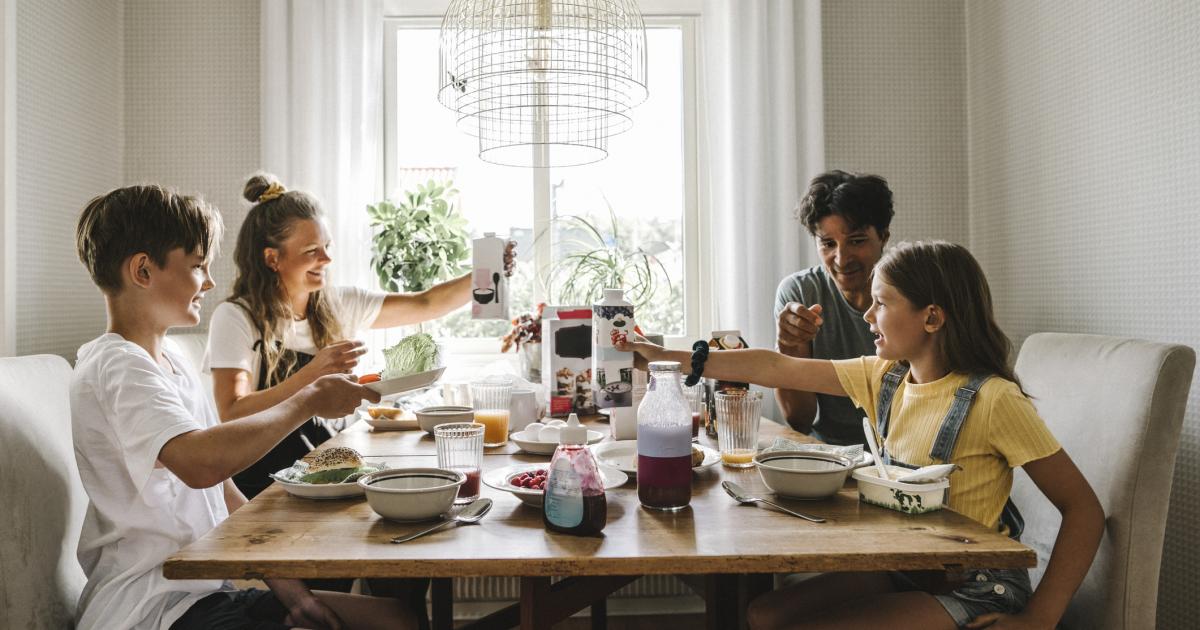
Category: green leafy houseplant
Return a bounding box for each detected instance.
[544,205,672,316]
[368,180,470,292]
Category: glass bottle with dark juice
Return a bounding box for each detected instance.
[637,361,692,511]
[543,414,608,536]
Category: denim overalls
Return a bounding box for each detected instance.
[876,362,1034,625]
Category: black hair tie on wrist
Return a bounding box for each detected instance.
[684,340,709,387]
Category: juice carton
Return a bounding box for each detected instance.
[471,232,508,320]
[541,306,595,416]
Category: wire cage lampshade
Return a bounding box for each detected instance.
[438,0,649,167]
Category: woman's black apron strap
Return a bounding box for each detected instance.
[874,364,1025,539]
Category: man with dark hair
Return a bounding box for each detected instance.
[774,170,894,445]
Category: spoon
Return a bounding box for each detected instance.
[492,272,501,304]
[390,498,493,543]
[896,463,959,483]
[862,418,891,481]
[722,481,825,523]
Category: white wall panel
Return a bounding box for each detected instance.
[15,0,120,358]
[966,2,1200,627]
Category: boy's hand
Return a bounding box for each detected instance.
[305,340,367,378]
[304,374,382,418]
[777,303,823,356]
[614,333,662,371]
[267,578,344,630]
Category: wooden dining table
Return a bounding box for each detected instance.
[164,416,1035,630]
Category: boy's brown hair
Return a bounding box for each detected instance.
[76,184,223,294]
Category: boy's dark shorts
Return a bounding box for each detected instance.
[171,588,290,630]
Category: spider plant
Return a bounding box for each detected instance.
[542,203,672,311]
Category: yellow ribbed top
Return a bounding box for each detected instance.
[834,356,1061,532]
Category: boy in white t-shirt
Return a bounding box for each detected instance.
[71,184,415,630]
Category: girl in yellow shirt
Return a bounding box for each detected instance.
[619,241,1104,630]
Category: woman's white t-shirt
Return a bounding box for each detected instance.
[71,333,232,630]
[206,286,385,385]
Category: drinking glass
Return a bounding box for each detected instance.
[715,390,763,468]
[435,422,485,504]
[682,382,706,440]
[471,380,513,447]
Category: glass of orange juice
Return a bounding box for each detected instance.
[715,390,762,468]
[471,379,513,447]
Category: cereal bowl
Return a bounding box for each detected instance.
[754,450,853,500]
[415,405,475,434]
[358,468,465,522]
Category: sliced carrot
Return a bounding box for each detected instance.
[358,373,382,384]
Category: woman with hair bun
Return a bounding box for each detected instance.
[207,172,514,498]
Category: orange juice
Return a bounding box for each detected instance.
[720,448,756,467]
[474,409,510,446]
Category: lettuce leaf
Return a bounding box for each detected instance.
[382,332,440,379]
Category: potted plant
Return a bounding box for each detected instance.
[501,303,545,381]
[367,180,470,293]
[542,206,673,321]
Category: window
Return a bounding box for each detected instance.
[383,14,701,351]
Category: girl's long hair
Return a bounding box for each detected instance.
[876,241,1020,386]
[228,173,343,385]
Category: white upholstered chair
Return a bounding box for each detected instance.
[1012,332,1195,630]
[0,355,88,629]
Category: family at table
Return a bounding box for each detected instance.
[67,170,1104,630]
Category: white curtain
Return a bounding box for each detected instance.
[700,0,825,352]
[260,0,384,289]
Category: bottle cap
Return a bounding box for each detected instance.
[560,413,587,445]
[484,231,496,237]
[648,360,681,372]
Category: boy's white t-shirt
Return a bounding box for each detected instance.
[206,285,385,384]
[71,333,232,630]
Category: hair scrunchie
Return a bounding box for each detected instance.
[258,182,286,203]
[684,340,709,387]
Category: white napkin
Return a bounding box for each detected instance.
[764,438,864,463]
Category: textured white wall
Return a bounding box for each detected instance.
[15,0,121,357]
[965,2,1200,628]
[821,0,967,245]
[123,0,259,326]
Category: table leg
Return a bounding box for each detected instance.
[520,576,553,630]
[431,577,454,630]
[590,598,607,630]
[703,573,772,630]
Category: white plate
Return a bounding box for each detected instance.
[510,429,606,455]
[270,469,367,500]
[356,409,419,432]
[589,440,719,475]
[363,367,446,397]
[482,463,628,508]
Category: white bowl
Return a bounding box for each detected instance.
[357,407,419,432]
[358,468,465,522]
[852,465,949,514]
[414,405,475,434]
[482,463,628,508]
[754,450,853,500]
[509,429,605,455]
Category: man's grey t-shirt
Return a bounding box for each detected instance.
[774,265,877,445]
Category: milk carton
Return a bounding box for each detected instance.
[592,289,636,410]
[541,306,595,416]
[470,232,508,320]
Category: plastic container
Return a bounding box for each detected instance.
[852,465,949,514]
[543,414,607,535]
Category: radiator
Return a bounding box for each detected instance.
[453,575,692,601]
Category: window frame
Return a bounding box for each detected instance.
[382,9,707,354]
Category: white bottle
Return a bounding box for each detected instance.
[471,232,508,320]
[592,288,635,410]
